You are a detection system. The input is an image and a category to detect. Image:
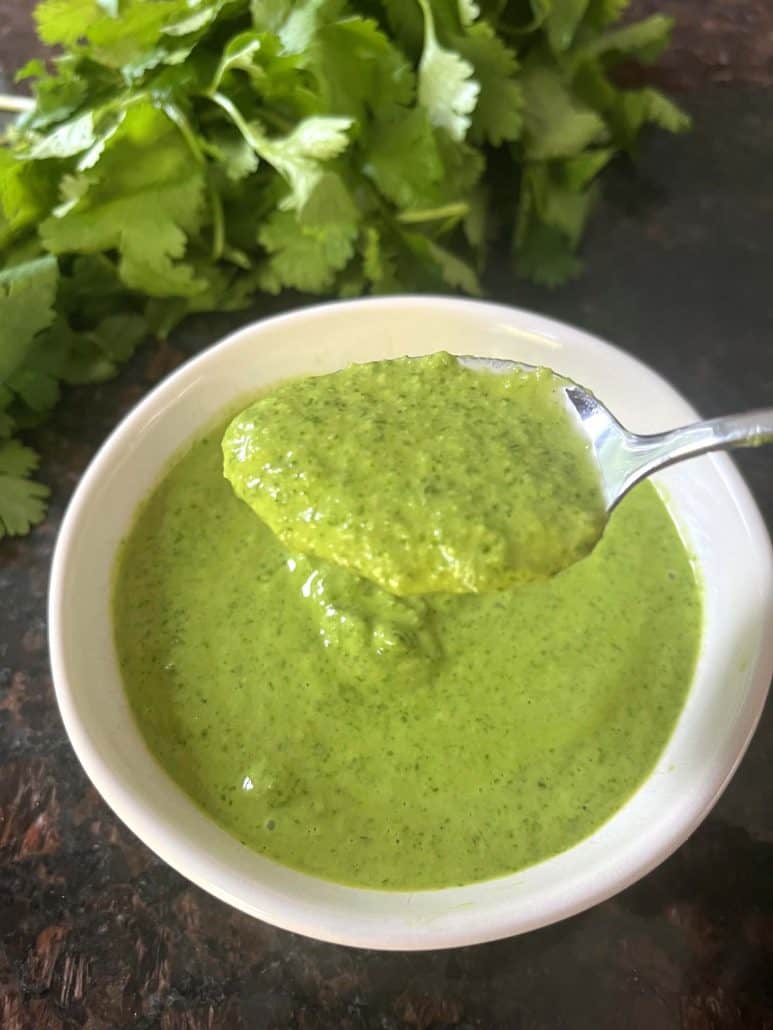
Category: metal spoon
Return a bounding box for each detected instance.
[458,356,773,511]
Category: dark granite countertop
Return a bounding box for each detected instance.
[1,3,772,1028]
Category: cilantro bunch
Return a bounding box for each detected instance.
[0,0,688,539]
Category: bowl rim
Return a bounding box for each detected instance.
[48,295,773,950]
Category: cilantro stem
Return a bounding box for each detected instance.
[161,97,226,262]
[398,202,469,224]
[0,94,34,113]
[209,177,225,261]
[255,107,293,135]
[206,90,261,153]
[160,99,206,166]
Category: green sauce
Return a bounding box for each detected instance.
[115,388,702,889]
[222,353,606,593]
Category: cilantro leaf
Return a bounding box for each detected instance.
[7,351,62,412]
[516,220,583,286]
[207,29,306,98]
[276,1,350,54]
[521,59,608,160]
[379,0,424,57]
[0,0,687,539]
[42,178,206,297]
[56,253,141,323]
[364,108,443,210]
[19,110,98,159]
[250,0,293,31]
[584,0,630,28]
[34,0,103,46]
[0,150,60,248]
[630,88,691,134]
[544,0,589,52]
[0,441,49,539]
[260,114,354,213]
[0,386,16,438]
[39,102,207,296]
[207,92,353,214]
[14,57,89,132]
[391,225,480,294]
[519,163,594,249]
[207,125,260,181]
[574,14,674,66]
[458,1,480,28]
[514,157,602,287]
[46,0,195,69]
[560,147,614,190]
[258,208,357,292]
[89,312,148,361]
[306,16,414,123]
[574,61,690,149]
[422,237,481,295]
[416,0,480,142]
[0,255,59,382]
[454,21,521,145]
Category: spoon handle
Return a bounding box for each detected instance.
[618,408,773,500]
[647,407,773,457]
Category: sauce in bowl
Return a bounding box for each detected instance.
[114,354,701,890]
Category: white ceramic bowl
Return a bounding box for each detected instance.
[49,297,773,950]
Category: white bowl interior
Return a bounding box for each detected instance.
[49,298,773,949]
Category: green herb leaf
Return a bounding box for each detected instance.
[574,14,674,66]
[306,16,414,122]
[544,0,589,53]
[454,21,521,145]
[0,441,49,538]
[0,255,59,383]
[364,108,443,209]
[34,0,103,46]
[39,102,207,296]
[521,59,607,160]
[0,150,61,247]
[0,0,687,538]
[258,208,357,292]
[416,0,480,141]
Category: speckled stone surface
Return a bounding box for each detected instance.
[1,3,772,1028]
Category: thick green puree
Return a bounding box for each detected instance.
[222,353,606,593]
[115,375,702,889]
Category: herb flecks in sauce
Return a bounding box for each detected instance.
[114,427,701,890]
[222,353,607,593]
